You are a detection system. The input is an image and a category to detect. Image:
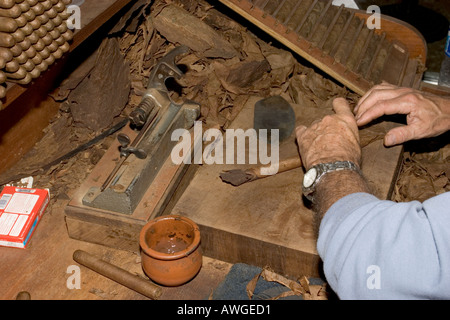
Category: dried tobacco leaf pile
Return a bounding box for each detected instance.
[393,136,450,203]
[118,0,356,130]
[0,0,448,206]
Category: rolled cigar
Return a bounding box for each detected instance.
[14,15,27,27]
[21,58,34,71]
[43,52,54,64]
[61,28,71,41]
[41,0,52,10]
[0,31,15,47]
[37,45,49,58]
[36,12,49,24]
[15,291,31,300]
[17,37,30,50]
[52,14,62,27]
[11,72,32,84]
[9,43,21,56]
[5,65,27,79]
[0,46,13,61]
[49,0,60,4]
[0,0,15,9]
[48,27,59,39]
[56,21,66,33]
[22,8,36,21]
[41,18,54,31]
[18,1,29,12]
[15,50,27,63]
[5,58,19,72]
[52,46,62,59]
[34,25,45,36]
[0,70,7,83]
[29,65,39,78]
[0,56,5,68]
[0,5,22,18]
[54,34,64,45]
[31,3,44,15]
[30,49,41,63]
[47,39,57,52]
[53,1,65,13]
[26,29,39,43]
[28,18,40,29]
[14,47,31,64]
[46,6,57,18]
[24,43,35,57]
[72,250,163,300]
[61,0,71,5]
[0,86,6,99]
[0,16,18,32]
[219,156,303,186]
[11,28,25,42]
[35,59,47,72]
[59,40,69,53]
[32,37,44,50]
[41,32,51,44]
[20,22,33,35]
[26,0,38,6]
[58,10,69,20]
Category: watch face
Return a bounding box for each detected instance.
[303,167,317,188]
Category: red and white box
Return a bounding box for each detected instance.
[0,187,49,249]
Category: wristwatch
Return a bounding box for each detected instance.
[302,160,360,202]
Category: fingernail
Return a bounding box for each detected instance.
[385,134,395,146]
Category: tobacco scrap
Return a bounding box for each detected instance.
[246,266,328,300]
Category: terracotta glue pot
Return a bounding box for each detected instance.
[139,215,202,286]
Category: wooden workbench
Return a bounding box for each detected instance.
[0,195,232,300]
[171,96,403,278]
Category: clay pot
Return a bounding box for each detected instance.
[139,215,202,287]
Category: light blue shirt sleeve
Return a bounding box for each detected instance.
[317,192,450,300]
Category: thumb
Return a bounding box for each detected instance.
[332,97,353,116]
[384,126,415,146]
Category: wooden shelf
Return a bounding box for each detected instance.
[1,0,134,110]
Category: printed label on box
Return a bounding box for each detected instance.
[0,187,49,249]
[5,193,39,215]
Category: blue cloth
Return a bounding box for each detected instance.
[318,192,450,300]
[211,263,325,300]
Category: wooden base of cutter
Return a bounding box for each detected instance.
[64,125,197,253]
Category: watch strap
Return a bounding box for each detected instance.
[302,160,360,202]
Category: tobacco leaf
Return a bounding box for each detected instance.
[245,266,328,300]
[152,4,238,59]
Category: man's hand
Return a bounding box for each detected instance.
[355,82,450,146]
[296,97,361,170]
[295,97,369,223]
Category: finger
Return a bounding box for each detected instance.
[384,125,416,146]
[295,125,307,139]
[332,97,353,116]
[355,93,414,126]
[356,86,411,115]
[355,82,397,112]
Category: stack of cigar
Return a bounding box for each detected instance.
[0,0,73,101]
